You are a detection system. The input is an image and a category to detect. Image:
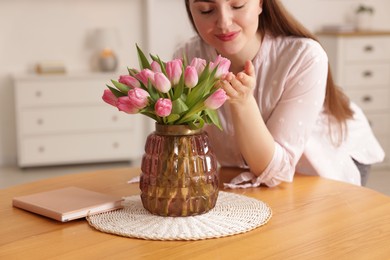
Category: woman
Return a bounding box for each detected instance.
[175,0,384,187]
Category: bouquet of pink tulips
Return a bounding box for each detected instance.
[102,45,230,130]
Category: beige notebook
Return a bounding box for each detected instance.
[12,186,123,222]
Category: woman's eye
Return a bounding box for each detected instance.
[200,9,214,14]
[232,4,245,10]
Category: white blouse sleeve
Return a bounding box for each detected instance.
[225,40,329,188]
[264,45,328,184]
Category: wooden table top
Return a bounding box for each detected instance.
[1,167,390,259]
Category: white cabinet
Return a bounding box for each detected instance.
[318,31,390,167]
[14,73,145,167]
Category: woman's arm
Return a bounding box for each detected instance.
[221,61,275,176]
[221,44,328,184]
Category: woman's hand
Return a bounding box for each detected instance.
[218,60,274,176]
[220,60,256,105]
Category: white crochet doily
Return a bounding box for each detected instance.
[87,191,272,241]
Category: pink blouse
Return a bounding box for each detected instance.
[174,34,385,187]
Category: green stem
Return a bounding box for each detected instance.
[176,103,205,124]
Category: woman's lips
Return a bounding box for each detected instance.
[216,31,239,41]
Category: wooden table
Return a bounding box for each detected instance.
[1,167,390,259]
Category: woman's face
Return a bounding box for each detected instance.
[189,0,262,59]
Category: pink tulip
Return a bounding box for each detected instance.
[184,66,198,89]
[117,96,140,114]
[166,59,183,85]
[102,89,118,107]
[127,88,150,109]
[210,55,231,78]
[136,69,155,86]
[154,72,171,93]
[151,61,162,73]
[155,98,172,117]
[190,57,206,75]
[118,75,140,88]
[204,89,227,109]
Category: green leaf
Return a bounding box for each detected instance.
[147,80,159,101]
[185,79,209,108]
[178,113,198,124]
[140,108,162,124]
[107,85,126,98]
[202,112,212,124]
[176,102,205,124]
[182,51,188,67]
[205,108,223,130]
[173,73,185,100]
[150,54,167,75]
[136,44,151,70]
[188,115,205,129]
[197,63,210,82]
[111,80,130,94]
[139,110,158,121]
[209,63,218,79]
[150,54,159,61]
[172,98,189,115]
[128,68,138,77]
[185,63,221,107]
[166,113,180,123]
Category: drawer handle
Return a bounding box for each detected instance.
[37,118,44,125]
[113,142,119,149]
[362,95,372,103]
[362,71,373,78]
[35,90,42,98]
[364,45,374,52]
[38,146,45,153]
[112,115,118,122]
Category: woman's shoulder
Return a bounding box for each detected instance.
[267,34,327,59]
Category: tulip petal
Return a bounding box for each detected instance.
[184,66,198,89]
[128,88,150,109]
[204,89,227,109]
[154,72,171,93]
[117,96,140,114]
[155,98,172,117]
[102,89,118,107]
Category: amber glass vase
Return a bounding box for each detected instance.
[140,124,219,217]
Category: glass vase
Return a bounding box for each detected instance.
[140,124,219,217]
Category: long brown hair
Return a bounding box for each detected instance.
[185,0,354,140]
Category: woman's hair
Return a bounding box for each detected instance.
[184,0,354,141]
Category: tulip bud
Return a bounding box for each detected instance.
[102,89,118,107]
[127,88,150,109]
[204,89,227,109]
[154,72,171,93]
[118,75,141,88]
[136,69,155,86]
[151,61,162,73]
[210,55,231,78]
[155,98,172,117]
[117,96,140,114]
[166,59,182,85]
[190,57,206,75]
[184,66,198,89]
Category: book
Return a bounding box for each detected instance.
[12,187,123,222]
